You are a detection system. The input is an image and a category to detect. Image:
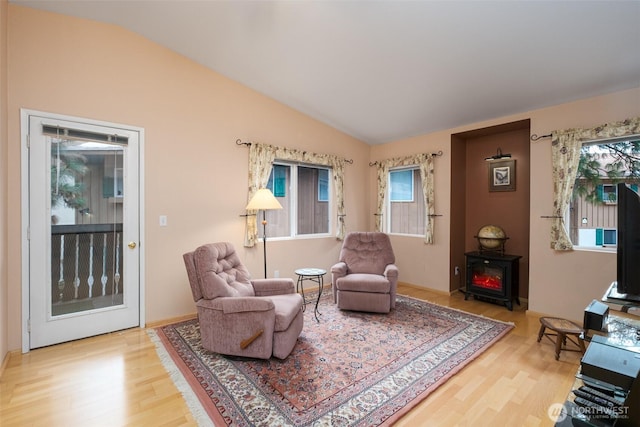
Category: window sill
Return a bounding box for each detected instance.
[262,233,333,242]
[388,232,424,238]
[572,246,617,254]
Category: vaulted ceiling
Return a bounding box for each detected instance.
[12,0,640,144]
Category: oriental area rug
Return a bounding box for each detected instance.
[149,292,513,426]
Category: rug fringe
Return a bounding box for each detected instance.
[147,329,215,427]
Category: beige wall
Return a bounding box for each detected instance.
[5,5,370,351]
[1,0,8,364]
[527,90,639,321]
[372,87,640,322]
[3,5,640,358]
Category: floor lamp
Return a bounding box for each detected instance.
[246,188,283,278]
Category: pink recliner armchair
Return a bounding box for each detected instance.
[331,232,398,313]
[183,242,304,359]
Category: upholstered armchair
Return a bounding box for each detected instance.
[183,242,304,360]
[331,232,398,313]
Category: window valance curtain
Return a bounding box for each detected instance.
[244,142,347,247]
[375,153,436,244]
[550,116,640,250]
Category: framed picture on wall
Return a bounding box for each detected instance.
[489,159,516,192]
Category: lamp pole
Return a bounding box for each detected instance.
[261,211,268,278]
[245,188,283,279]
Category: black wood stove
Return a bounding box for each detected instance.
[464,251,522,311]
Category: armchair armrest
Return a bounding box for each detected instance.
[384,264,399,279]
[331,262,348,279]
[251,278,295,296]
[207,296,275,314]
[196,297,277,359]
[331,262,348,303]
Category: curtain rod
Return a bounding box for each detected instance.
[530,133,552,142]
[235,139,353,164]
[368,150,443,167]
[530,132,640,143]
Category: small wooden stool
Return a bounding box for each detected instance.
[537,317,586,360]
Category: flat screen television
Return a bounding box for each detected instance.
[614,182,640,301]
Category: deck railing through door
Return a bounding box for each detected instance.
[51,224,123,304]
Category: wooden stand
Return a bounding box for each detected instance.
[537,317,586,360]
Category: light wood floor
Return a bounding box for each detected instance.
[0,284,581,426]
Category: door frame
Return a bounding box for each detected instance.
[20,108,146,353]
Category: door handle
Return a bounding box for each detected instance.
[128,241,137,249]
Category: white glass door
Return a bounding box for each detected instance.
[27,113,141,349]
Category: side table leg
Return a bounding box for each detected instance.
[297,275,307,312]
[313,275,324,322]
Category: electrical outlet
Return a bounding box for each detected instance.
[159,215,168,226]
[454,266,460,276]
[274,270,280,278]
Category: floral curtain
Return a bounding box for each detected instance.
[550,117,640,250]
[244,143,276,247]
[375,160,390,232]
[550,131,583,250]
[375,153,436,244]
[245,142,347,247]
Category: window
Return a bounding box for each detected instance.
[269,164,287,197]
[569,138,640,249]
[389,169,414,202]
[318,169,329,202]
[265,162,331,238]
[601,184,617,204]
[387,167,425,236]
[602,229,617,246]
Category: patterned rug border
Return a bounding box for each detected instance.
[148,328,216,426]
[149,294,514,426]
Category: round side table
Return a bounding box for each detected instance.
[295,268,326,322]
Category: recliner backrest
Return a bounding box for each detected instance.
[185,242,255,300]
[183,250,203,302]
[339,232,395,275]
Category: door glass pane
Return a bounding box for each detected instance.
[50,136,125,316]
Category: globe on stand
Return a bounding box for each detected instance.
[475,225,508,253]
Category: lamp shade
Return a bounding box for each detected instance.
[246,188,283,210]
